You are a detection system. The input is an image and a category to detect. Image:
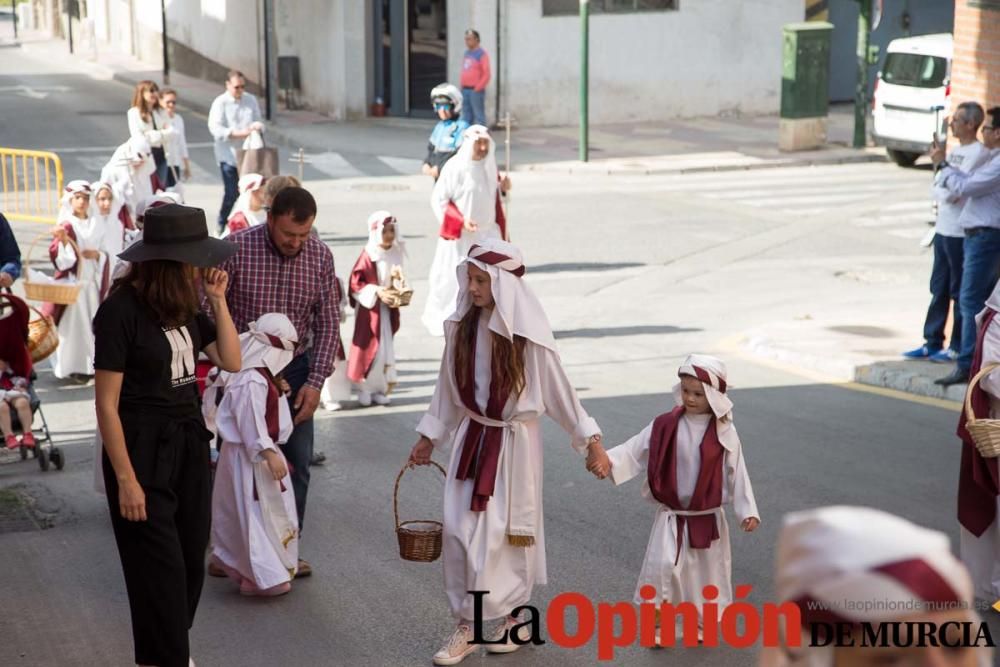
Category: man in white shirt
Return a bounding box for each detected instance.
[207,70,264,235]
[904,102,990,363]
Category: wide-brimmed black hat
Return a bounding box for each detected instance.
[119,204,237,267]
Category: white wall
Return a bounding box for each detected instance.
[453,0,802,127]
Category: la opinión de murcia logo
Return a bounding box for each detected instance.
[465,586,997,661]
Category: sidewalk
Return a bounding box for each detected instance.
[18,32,887,176]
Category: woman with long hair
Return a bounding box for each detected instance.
[94,203,240,667]
[126,80,173,189]
[409,239,606,666]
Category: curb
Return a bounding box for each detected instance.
[743,335,965,403]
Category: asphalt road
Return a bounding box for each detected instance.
[2,38,997,667]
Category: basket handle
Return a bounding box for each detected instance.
[964,362,1000,423]
[393,460,446,531]
[25,230,82,280]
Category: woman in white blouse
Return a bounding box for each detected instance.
[126,80,173,189]
[159,88,190,186]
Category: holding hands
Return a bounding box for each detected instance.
[586,435,611,480]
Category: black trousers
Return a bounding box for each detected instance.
[279,353,314,530]
[104,406,213,667]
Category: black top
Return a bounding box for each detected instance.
[94,285,216,411]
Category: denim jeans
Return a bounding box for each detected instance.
[923,233,964,352]
[217,163,240,234]
[279,354,314,531]
[958,228,1000,371]
[461,88,487,127]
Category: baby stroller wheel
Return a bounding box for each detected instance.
[50,447,64,471]
[37,447,49,472]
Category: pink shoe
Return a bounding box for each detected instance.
[5,434,18,450]
[209,556,245,586]
[239,578,291,597]
[20,432,35,449]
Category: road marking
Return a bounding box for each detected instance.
[378,155,423,174]
[43,142,215,154]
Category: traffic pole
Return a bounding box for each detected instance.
[579,0,589,162]
[853,0,871,149]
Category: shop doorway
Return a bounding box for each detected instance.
[375,0,447,117]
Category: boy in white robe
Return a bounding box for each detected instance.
[348,211,406,407]
[601,354,760,644]
[422,125,510,337]
[204,313,299,596]
[760,506,990,667]
[409,240,606,665]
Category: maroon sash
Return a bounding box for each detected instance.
[453,326,509,511]
[252,367,286,499]
[440,183,507,241]
[647,406,726,564]
[957,308,1000,536]
[42,223,111,325]
[347,250,400,383]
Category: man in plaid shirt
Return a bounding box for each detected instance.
[211,186,340,577]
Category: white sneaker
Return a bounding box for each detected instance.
[432,625,477,665]
[323,401,343,411]
[358,391,372,407]
[372,393,391,406]
[485,617,528,654]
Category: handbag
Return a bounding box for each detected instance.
[439,201,464,240]
[236,131,279,177]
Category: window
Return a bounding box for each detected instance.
[881,53,948,89]
[542,0,678,17]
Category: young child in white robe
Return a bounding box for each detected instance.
[599,354,760,645]
[348,211,406,407]
[760,506,990,667]
[222,173,267,238]
[204,313,299,597]
[409,239,606,666]
[47,180,110,380]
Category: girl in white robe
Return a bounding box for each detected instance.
[48,180,110,379]
[422,125,509,337]
[347,211,406,406]
[204,313,299,596]
[604,354,760,644]
[221,173,267,238]
[957,279,1000,602]
[409,240,605,666]
[89,180,131,278]
[100,136,157,220]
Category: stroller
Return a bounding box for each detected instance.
[0,292,62,471]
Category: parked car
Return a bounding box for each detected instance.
[871,33,951,167]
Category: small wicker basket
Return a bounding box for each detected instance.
[23,232,83,305]
[27,304,58,363]
[394,460,446,562]
[964,363,1000,458]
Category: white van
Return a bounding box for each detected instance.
[871,33,952,167]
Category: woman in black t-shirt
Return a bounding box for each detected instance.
[94,204,239,667]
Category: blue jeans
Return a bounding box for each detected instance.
[217,163,239,234]
[923,233,964,352]
[461,87,487,127]
[279,354,315,531]
[958,228,1000,371]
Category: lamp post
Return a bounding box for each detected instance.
[579,0,589,162]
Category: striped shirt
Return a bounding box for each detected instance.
[212,224,341,390]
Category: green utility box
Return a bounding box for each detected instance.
[781,22,833,119]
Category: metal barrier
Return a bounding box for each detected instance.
[0,148,64,225]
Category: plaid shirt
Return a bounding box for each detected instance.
[212,224,341,390]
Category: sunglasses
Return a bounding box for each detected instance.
[434,103,452,110]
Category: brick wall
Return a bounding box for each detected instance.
[951,0,1000,113]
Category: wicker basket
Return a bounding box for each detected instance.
[23,232,83,305]
[394,460,446,562]
[27,304,58,363]
[964,363,1000,458]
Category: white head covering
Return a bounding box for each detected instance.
[135,192,183,223]
[101,136,156,215]
[450,124,497,185]
[430,82,463,114]
[89,180,125,224]
[760,506,978,667]
[57,180,92,222]
[446,239,555,351]
[672,354,739,452]
[225,173,267,231]
[365,210,406,262]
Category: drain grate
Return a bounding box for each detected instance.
[0,488,40,533]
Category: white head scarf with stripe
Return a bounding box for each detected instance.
[448,239,555,351]
[223,173,267,236]
[57,180,92,222]
[672,354,740,452]
[450,124,497,185]
[365,209,406,263]
[89,180,125,225]
[760,506,980,667]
